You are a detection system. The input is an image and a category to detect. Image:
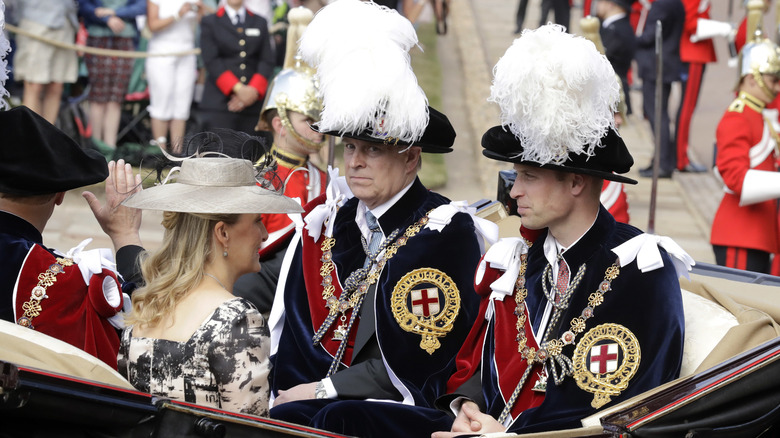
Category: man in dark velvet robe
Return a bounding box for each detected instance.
[427,24,689,437]
[0,106,126,368]
[266,1,493,436]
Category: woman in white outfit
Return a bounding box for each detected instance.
[146,0,205,153]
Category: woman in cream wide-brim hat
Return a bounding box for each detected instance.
[116,130,303,416]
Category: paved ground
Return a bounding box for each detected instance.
[44,0,760,264]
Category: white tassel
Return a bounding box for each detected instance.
[299,0,428,143]
[489,25,619,165]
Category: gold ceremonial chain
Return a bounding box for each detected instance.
[17,256,74,329]
[498,252,621,423]
[316,212,433,376]
[313,212,432,346]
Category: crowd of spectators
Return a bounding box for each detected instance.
[2,0,326,159]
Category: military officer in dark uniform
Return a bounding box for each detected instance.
[267,1,496,436]
[199,0,274,134]
[596,0,637,115]
[635,0,685,178]
[0,107,127,369]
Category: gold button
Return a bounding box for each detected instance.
[239,40,246,46]
[241,76,247,82]
[240,63,246,70]
[240,51,246,57]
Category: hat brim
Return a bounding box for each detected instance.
[122,184,304,214]
[313,106,456,154]
[481,126,638,185]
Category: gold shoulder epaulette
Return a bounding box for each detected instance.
[728,98,746,113]
[730,92,765,113]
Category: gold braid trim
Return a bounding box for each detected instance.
[17,257,74,329]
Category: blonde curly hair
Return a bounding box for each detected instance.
[125,211,239,329]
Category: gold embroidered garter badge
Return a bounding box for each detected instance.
[391,268,460,354]
[572,323,640,409]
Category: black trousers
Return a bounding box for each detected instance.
[270,399,453,437]
[642,80,675,173]
[713,245,771,274]
[539,0,570,30]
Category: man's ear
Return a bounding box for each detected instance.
[405,146,422,173]
[570,173,587,196]
[54,192,66,206]
[272,116,285,137]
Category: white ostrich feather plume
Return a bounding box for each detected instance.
[489,24,619,165]
[0,1,10,110]
[299,0,428,142]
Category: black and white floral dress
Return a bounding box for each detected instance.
[118,297,271,416]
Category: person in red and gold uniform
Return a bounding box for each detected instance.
[711,28,780,274]
[231,7,326,315]
[254,7,325,254]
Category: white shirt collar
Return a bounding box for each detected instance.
[224,5,246,24]
[602,13,626,28]
[356,179,415,239]
[541,214,598,268]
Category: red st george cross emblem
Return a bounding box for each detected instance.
[410,287,440,317]
[588,343,619,374]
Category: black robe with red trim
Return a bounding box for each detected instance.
[270,178,482,408]
[446,207,685,433]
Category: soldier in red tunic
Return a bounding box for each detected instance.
[230,7,327,315]
[254,7,326,253]
[711,29,780,273]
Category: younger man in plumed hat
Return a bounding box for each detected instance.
[431,24,693,436]
[0,106,128,368]
[267,0,496,435]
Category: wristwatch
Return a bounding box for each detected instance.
[314,381,328,399]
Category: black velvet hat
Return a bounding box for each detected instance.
[299,1,454,154]
[315,106,456,154]
[0,106,108,196]
[484,25,637,185]
[482,125,637,184]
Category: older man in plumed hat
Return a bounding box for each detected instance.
[267,0,496,436]
[0,106,129,368]
[430,25,693,436]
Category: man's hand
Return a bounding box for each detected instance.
[227,95,245,112]
[274,382,319,406]
[107,16,126,34]
[82,159,143,252]
[95,7,114,17]
[431,401,505,438]
[235,85,259,107]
